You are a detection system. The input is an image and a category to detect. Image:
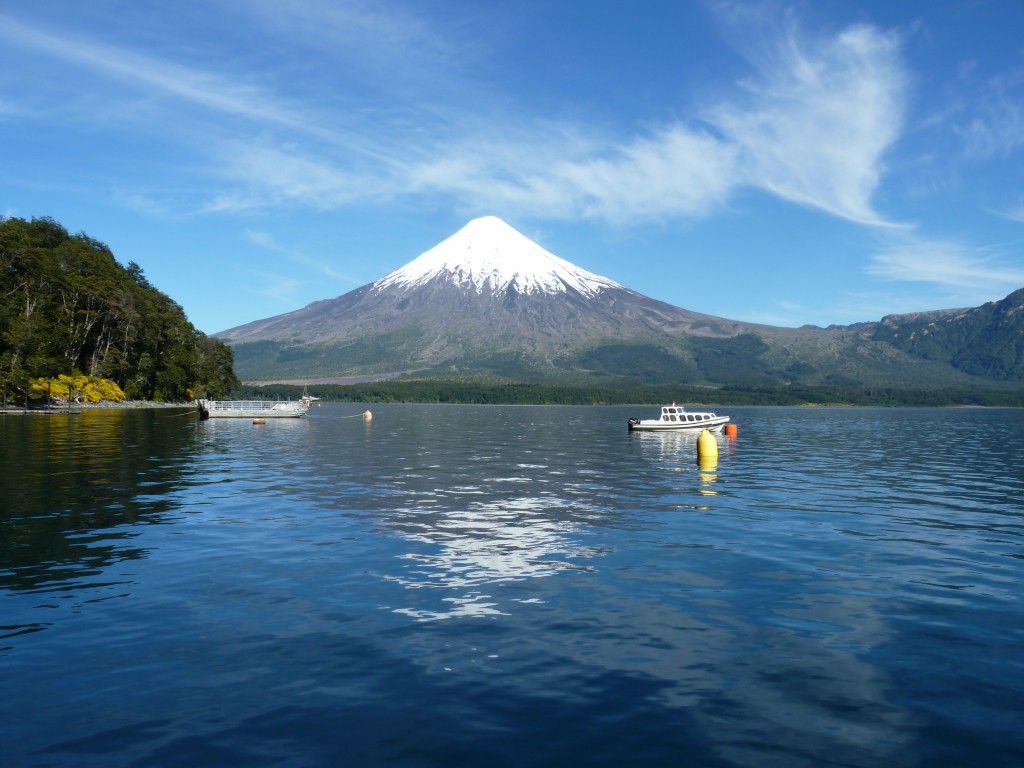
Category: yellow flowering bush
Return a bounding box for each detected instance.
[29,374,127,403]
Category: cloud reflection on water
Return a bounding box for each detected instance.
[382,494,603,621]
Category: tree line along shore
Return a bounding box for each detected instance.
[233,381,1024,408]
[1,216,238,407]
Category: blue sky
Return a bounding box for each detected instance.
[3,1,1023,334]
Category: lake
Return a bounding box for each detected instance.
[2,404,1023,767]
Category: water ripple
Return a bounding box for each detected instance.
[3,405,1023,767]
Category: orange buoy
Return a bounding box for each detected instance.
[252,418,266,425]
[724,423,738,437]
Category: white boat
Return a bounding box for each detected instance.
[197,398,312,419]
[627,404,729,432]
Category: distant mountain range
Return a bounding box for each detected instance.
[217,217,1024,389]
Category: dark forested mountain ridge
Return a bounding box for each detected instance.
[869,288,1024,380]
[1,216,239,401]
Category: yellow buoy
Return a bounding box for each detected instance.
[697,428,718,467]
[363,409,373,422]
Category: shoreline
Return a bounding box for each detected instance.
[77,400,192,409]
[2,400,192,413]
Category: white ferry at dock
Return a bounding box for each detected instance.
[627,404,730,433]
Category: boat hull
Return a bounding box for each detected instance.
[197,399,309,419]
[628,417,729,433]
[627,404,730,433]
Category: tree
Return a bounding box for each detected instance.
[0,216,239,402]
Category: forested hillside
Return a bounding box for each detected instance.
[1,216,238,402]
[872,288,1024,380]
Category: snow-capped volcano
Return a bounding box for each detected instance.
[214,216,999,387]
[218,216,758,381]
[373,216,622,298]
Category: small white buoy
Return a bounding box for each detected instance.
[363,409,373,422]
[252,418,266,425]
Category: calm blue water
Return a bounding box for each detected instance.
[2,404,1023,767]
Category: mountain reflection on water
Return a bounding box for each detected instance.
[0,409,196,597]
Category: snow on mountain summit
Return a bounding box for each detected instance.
[373,216,622,297]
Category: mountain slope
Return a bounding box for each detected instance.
[871,288,1024,380]
[222,216,757,347]
[217,217,1023,389]
[219,217,775,380]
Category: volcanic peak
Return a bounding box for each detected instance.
[372,216,622,298]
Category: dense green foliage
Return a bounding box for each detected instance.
[873,288,1024,380]
[231,380,1024,408]
[569,343,700,383]
[1,216,239,402]
[690,334,778,386]
[557,337,784,388]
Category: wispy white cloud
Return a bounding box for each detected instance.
[398,11,908,227]
[868,235,1024,296]
[242,268,306,306]
[995,201,1024,223]
[113,190,176,219]
[707,12,908,226]
[242,229,278,251]
[0,18,274,121]
[243,227,360,284]
[955,66,1024,159]
[403,124,739,223]
[204,143,389,213]
[0,5,910,232]
[551,127,740,222]
[0,13,403,167]
[242,0,475,97]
